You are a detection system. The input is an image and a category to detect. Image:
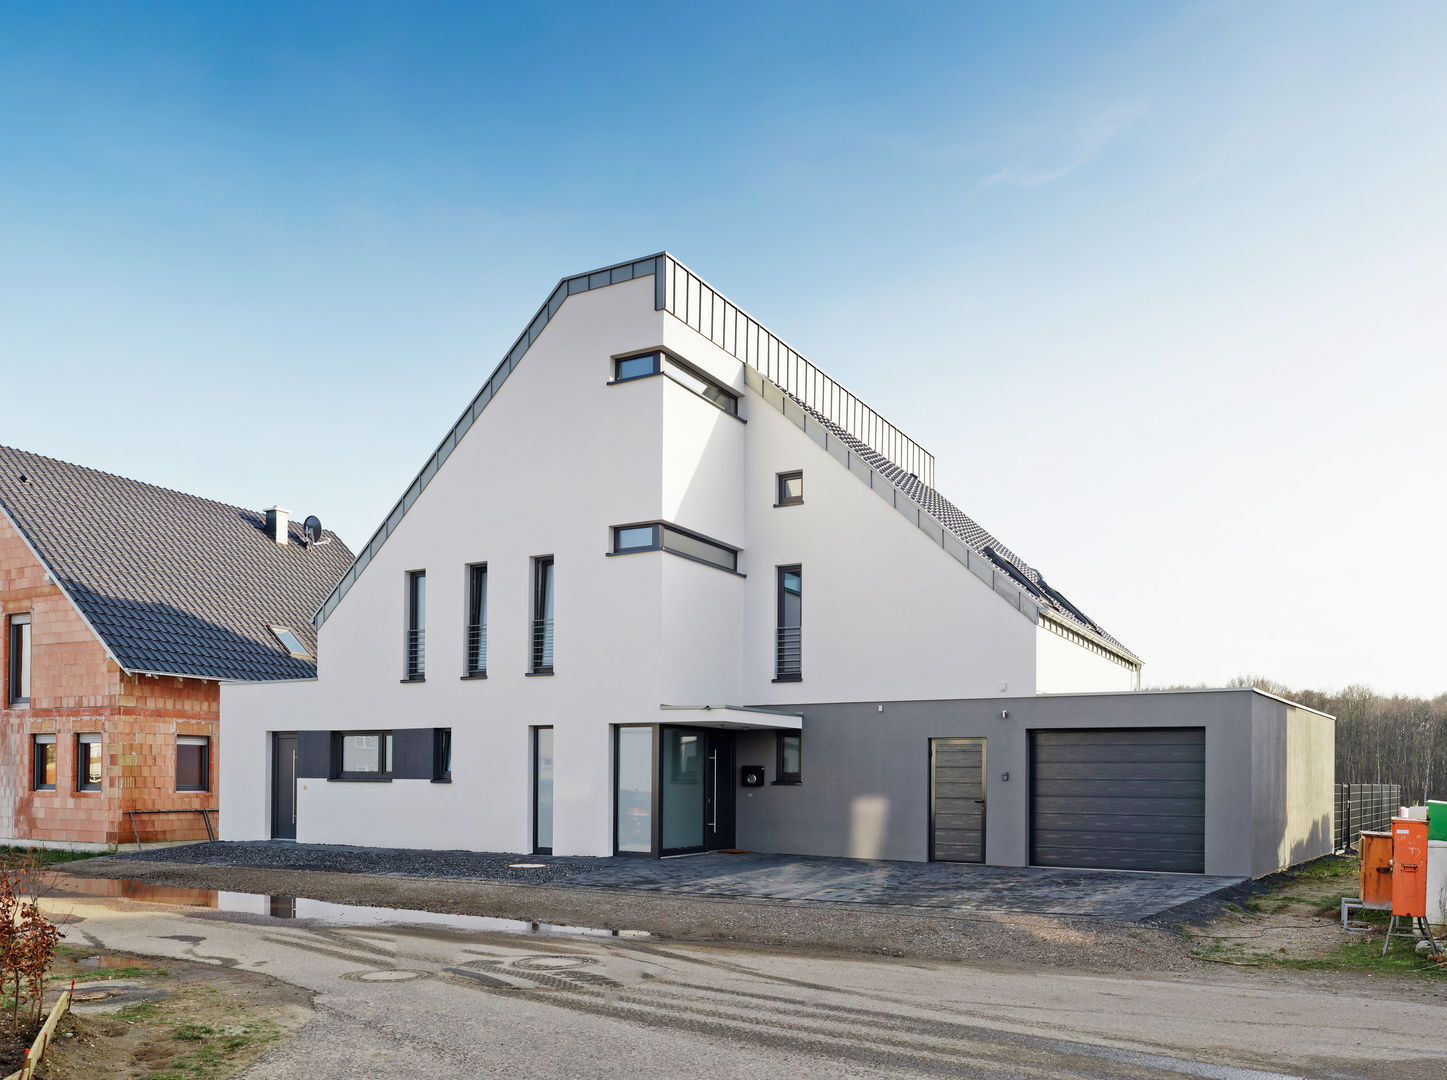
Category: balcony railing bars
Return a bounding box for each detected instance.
[405,629,426,679]
[465,623,487,676]
[531,618,554,673]
[775,626,802,680]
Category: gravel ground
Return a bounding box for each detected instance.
[113,840,600,884]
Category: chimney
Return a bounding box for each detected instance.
[264,506,290,545]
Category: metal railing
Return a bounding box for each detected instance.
[775,626,801,680]
[405,629,426,679]
[530,618,554,673]
[465,622,487,676]
[660,255,935,487]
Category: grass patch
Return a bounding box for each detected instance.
[1269,937,1446,977]
[67,965,168,982]
[0,844,100,867]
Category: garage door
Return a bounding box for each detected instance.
[1030,728,1204,873]
[930,738,986,862]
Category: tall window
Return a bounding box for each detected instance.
[32,734,56,791]
[8,614,31,706]
[534,727,553,854]
[465,564,487,677]
[531,556,554,674]
[433,728,452,782]
[77,734,102,791]
[176,736,210,792]
[405,571,426,680]
[776,733,802,784]
[775,566,802,681]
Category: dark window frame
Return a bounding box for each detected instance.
[32,734,56,791]
[610,522,740,574]
[775,732,802,785]
[330,730,394,781]
[530,556,555,674]
[433,728,452,783]
[76,734,102,792]
[8,613,31,706]
[176,735,211,793]
[776,470,804,507]
[612,351,662,382]
[533,725,553,855]
[464,563,487,678]
[774,565,802,682]
[610,350,740,416]
[404,570,426,681]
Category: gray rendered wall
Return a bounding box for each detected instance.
[734,689,1324,879]
[1249,696,1336,876]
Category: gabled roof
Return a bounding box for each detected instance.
[0,446,354,681]
[309,252,1136,664]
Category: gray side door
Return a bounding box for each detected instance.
[1029,728,1205,873]
[930,738,985,862]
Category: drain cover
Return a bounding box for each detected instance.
[344,970,428,983]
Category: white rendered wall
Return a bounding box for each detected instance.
[1035,623,1138,694]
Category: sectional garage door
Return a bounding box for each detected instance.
[1029,728,1205,873]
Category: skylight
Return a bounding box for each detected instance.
[270,626,311,658]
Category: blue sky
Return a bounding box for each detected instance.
[3,1,1445,694]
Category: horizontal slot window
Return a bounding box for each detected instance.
[614,352,661,381]
[611,522,738,573]
[612,351,738,415]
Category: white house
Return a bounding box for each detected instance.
[221,254,1334,877]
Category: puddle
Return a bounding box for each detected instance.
[47,874,649,939]
[79,954,157,970]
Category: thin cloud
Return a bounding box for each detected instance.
[984,103,1146,188]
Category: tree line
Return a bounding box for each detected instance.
[1154,676,1446,803]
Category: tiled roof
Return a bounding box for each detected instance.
[0,446,354,681]
[783,393,1135,658]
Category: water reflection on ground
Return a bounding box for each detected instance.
[44,873,649,939]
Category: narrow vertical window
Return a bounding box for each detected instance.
[776,732,802,784]
[465,564,487,677]
[534,726,553,854]
[32,734,56,791]
[433,728,452,782]
[531,556,554,674]
[176,736,210,792]
[8,614,31,706]
[405,571,426,680]
[77,734,102,791]
[775,566,802,681]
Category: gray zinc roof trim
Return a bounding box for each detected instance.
[0,446,356,682]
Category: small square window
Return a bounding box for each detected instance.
[777,471,804,507]
[177,736,210,792]
[77,734,102,791]
[776,733,802,784]
[332,731,393,779]
[32,734,56,791]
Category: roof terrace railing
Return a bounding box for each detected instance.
[657,255,934,487]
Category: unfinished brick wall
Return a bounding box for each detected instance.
[1,517,220,846]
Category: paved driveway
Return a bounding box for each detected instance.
[119,842,1240,922]
[557,852,1240,921]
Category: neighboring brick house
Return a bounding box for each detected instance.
[0,446,352,849]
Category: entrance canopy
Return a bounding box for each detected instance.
[658,705,802,731]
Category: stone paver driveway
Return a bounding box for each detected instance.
[556,852,1241,922]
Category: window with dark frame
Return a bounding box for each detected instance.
[433,728,452,782]
[776,732,802,784]
[775,565,802,681]
[531,556,555,673]
[405,571,426,680]
[776,471,804,507]
[76,734,102,791]
[176,736,210,792]
[465,564,487,677]
[331,731,393,779]
[8,614,31,706]
[610,523,738,573]
[611,351,739,415]
[32,734,55,791]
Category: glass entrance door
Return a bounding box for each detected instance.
[660,727,735,855]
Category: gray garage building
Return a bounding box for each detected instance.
[734,688,1334,879]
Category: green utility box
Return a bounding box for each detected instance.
[1429,800,1447,842]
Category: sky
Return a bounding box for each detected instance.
[2,1,1445,696]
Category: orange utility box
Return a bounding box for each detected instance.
[1359,830,1394,910]
[1390,818,1429,918]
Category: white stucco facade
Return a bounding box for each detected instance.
[221,255,1144,858]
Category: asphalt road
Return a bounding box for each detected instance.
[50,893,1447,1080]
